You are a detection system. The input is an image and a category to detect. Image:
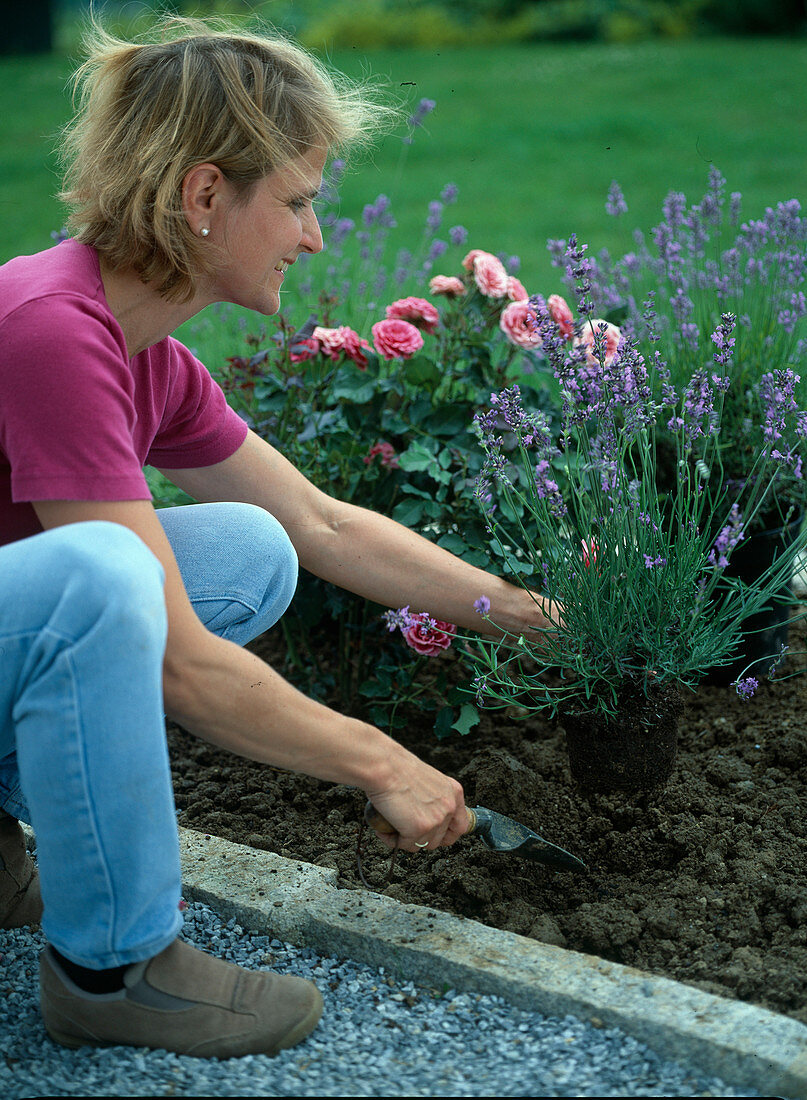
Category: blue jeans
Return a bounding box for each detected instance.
[0,503,297,967]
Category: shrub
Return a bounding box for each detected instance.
[699,0,807,35]
[298,0,469,49]
[205,248,559,729]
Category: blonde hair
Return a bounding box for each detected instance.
[59,15,393,301]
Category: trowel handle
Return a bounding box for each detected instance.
[363,800,478,839]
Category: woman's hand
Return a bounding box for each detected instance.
[363,750,468,852]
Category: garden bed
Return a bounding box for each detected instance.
[167,623,807,1026]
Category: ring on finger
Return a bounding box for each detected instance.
[414,840,429,848]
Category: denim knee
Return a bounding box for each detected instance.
[238,505,299,635]
[155,502,298,644]
[43,521,167,649]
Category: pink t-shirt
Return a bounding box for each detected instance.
[0,240,248,547]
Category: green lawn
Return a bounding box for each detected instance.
[1,36,804,307]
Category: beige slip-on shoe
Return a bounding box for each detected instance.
[0,813,43,929]
[40,936,323,1059]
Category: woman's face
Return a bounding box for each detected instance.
[209,145,326,316]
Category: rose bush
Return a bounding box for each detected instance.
[201,221,569,735]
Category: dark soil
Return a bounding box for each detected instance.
[167,625,807,1025]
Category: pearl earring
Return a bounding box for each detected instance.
[200,227,210,237]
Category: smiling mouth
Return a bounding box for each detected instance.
[274,260,291,275]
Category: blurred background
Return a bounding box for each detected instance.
[2,0,805,293]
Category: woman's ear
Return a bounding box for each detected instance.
[182,163,229,236]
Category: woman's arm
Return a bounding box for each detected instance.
[32,497,467,852]
[161,429,552,637]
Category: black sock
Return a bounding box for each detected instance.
[51,947,129,994]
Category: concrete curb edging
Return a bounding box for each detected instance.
[179,826,806,1099]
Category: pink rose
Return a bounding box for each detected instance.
[461,248,501,272]
[312,325,370,369]
[371,318,424,361]
[363,441,399,469]
[575,319,622,367]
[473,254,509,298]
[339,327,371,369]
[547,294,574,339]
[402,612,457,656]
[461,248,491,271]
[499,300,542,349]
[289,336,320,363]
[506,275,529,302]
[385,296,440,335]
[429,275,466,298]
[312,326,344,359]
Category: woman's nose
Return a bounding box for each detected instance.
[301,208,323,255]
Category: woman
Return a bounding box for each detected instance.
[0,18,550,1058]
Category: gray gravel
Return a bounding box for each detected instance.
[0,901,776,1098]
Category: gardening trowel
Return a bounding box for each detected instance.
[364,801,587,872]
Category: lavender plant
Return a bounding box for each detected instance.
[553,168,807,530]
[469,234,807,718]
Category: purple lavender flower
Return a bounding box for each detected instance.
[394,247,415,286]
[440,182,459,203]
[699,166,726,225]
[769,643,790,678]
[729,191,743,226]
[403,97,436,143]
[383,606,412,632]
[778,291,807,335]
[643,554,667,568]
[449,225,468,247]
[565,234,594,317]
[475,389,565,514]
[669,286,694,326]
[751,198,803,249]
[362,195,395,229]
[472,674,489,704]
[481,385,550,443]
[735,677,758,701]
[533,460,566,515]
[329,218,355,251]
[677,322,700,352]
[670,369,718,443]
[711,312,737,370]
[426,200,443,234]
[606,181,628,217]
[760,368,800,443]
[652,223,685,280]
[546,238,567,268]
[683,205,709,259]
[661,190,687,233]
[473,595,491,615]
[708,504,745,569]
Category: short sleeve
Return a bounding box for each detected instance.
[0,295,151,503]
[145,338,248,469]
